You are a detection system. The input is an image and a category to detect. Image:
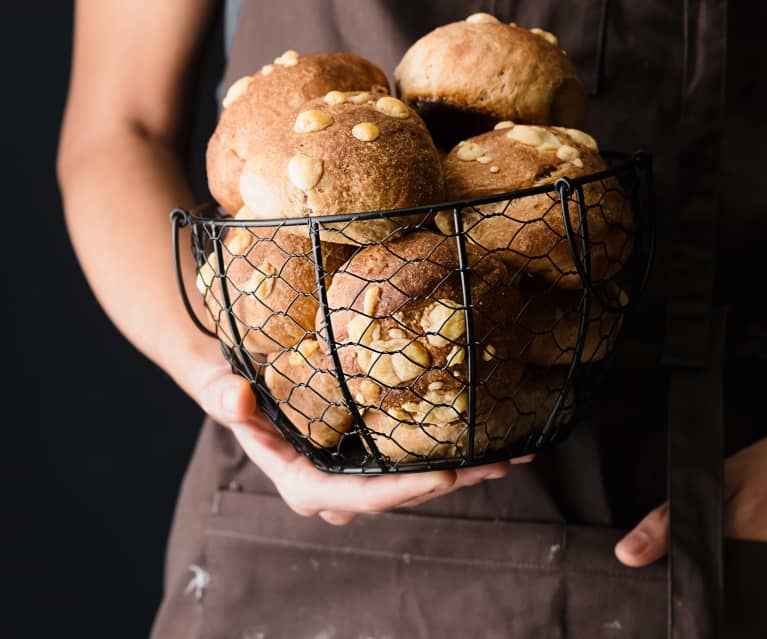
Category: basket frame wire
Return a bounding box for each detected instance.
[212,232,338,465]
[450,207,477,461]
[170,209,216,339]
[309,219,390,472]
[170,151,655,473]
[535,179,593,446]
[211,235,261,382]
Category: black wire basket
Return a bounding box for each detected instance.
[171,151,654,474]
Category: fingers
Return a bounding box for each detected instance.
[457,461,510,484]
[302,466,458,515]
[724,437,767,502]
[318,462,514,524]
[319,462,509,526]
[318,456,536,521]
[318,511,356,526]
[230,420,301,471]
[723,438,767,541]
[233,418,539,523]
[197,368,257,424]
[397,462,509,508]
[615,501,669,567]
[231,421,458,516]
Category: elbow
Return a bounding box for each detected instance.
[56,117,182,195]
[56,121,130,200]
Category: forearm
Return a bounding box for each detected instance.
[56,0,222,399]
[58,128,219,396]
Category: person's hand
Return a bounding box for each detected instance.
[615,437,767,567]
[195,361,534,526]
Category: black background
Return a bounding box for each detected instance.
[4,3,767,638]
[4,4,223,637]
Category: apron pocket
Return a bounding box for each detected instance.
[197,489,666,639]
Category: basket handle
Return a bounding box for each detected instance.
[170,208,216,338]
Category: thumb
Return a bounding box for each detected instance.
[615,502,669,567]
[197,367,258,425]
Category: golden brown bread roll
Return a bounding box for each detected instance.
[394,14,587,145]
[513,279,627,366]
[363,365,575,463]
[362,409,469,461]
[321,230,519,369]
[319,230,528,462]
[207,51,389,214]
[196,208,352,354]
[237,92,444,245]
[264,337,354,448]
[434,124,634,288]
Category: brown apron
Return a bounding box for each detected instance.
[152,1,767,637]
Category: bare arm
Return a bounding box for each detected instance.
[58,0,521,524]
[58,0,224,401]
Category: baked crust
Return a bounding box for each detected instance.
[207,52,389,213]
[237,92,445,245]
[434,125,634,288]
[513,279,627,366]
[265,337,353,448]
[319,230,528,461]
[197,208,352,354]
[364,365,575,462]
[394,16,586,145]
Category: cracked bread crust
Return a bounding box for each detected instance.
[319,231,526,450]
[512,279,627,366]
[363,365,575,462]
[236,93,445,245]
[197,209,352,354]
[207,52,389,214]
[265,338,354,448]
[434,125,634,288]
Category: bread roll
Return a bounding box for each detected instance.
[196,208,352,354]
[435,125,634,288]
[207,51,389,213]
[364,365,575,463]
[320,230,527,462]
[512,365,577,431]
[394,14,586,145]
[264,337,353,448]
[237,92,444,245]
[513,279,627,366]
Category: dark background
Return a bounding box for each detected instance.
[4,3,766,638]
[4,4,223,637]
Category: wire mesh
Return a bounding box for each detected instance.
[171,151,654,473]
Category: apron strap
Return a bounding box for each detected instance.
[662,1,727,637]
[666,308,727,639]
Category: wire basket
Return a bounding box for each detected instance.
[171,151,654,474]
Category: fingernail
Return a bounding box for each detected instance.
[486,471,507,480]
[619,531,649,557]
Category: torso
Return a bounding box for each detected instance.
[150,3,766,637]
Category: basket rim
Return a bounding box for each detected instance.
[186,150,642,229]
[169,148,655,472]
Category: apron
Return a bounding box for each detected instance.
[152,1,767,637]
